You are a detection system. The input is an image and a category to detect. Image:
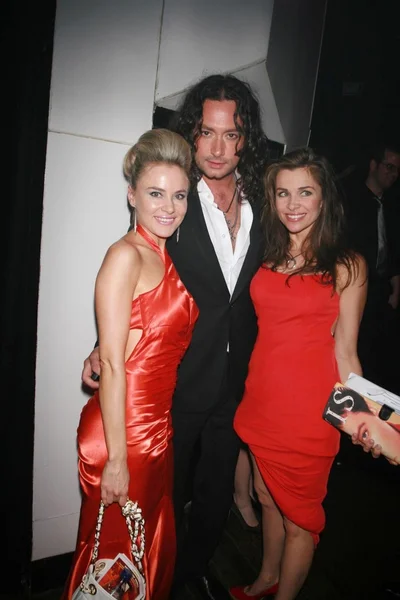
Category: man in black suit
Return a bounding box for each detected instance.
[83,74,269,599]
[341,142,400,393]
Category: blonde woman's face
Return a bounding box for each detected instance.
[129,163,189,239]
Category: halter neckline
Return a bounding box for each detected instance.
[136,224,165,257]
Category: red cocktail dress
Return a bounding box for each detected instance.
[235,268,340,544]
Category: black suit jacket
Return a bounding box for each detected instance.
[167,189,263,413]
[342,177,393,316]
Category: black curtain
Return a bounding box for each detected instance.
[309,0,400,173]
[1,1,56,596]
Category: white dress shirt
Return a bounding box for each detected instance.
[197,177,253,297]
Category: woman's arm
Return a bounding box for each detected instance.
[95,241,141,506]
[335,257,398,463]
[334,255,367,383]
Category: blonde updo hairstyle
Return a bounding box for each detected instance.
[123,128,192,188]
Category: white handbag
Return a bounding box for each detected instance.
[72,499,146,600]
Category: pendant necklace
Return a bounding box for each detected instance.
[220,183,240,243]
[286,251,303,270]
[221,183,238,215]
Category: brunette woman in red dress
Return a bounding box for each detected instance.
[230,149,367,600]
[62,129,198,600]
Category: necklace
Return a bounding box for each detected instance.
[286,251,303,270]
[224,198,240,244]
[217,182,240,244]
[220,183,238,214]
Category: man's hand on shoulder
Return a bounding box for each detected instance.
[82,346,101,389]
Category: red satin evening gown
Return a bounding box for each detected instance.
[62,225,199,599]
[234,268,341,544]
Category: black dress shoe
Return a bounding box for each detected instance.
[188,573,231,600]
[231,502,261,534]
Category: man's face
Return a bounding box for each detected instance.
[370,149,400,192]
[194,99,244,181]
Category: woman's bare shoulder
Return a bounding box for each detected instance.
[98,236,145,280]
[336,253,367,292]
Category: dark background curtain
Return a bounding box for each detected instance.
[309,0,400,172]
[1,1,56,596]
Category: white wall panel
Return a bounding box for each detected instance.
[156,0,274,102]
[50,0,163,143]
[33,512,81,562]
[33,132,131,559]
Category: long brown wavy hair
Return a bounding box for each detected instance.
[171,74,270,205]
[262,147,358,289]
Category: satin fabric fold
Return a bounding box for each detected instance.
[62,226,199,599]
[235,269,340,545]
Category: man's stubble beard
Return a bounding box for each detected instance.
[196,160,239,182]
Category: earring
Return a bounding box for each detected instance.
[133,209,137,233]
[176,226,180,243]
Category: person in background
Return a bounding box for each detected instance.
[230,148,367,600]
[82,74,269,600]
[63,129,198,600]
[341,142,400,393]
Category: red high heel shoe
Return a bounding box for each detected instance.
[229,582,279,600]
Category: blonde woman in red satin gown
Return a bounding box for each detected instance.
[62,130,198,600]
[230,149,367,600]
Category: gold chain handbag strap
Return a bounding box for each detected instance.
[80,499,146,594]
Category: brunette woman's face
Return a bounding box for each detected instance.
[275,168,322,240]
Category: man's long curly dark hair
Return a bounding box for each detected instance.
[170,74,269,204]
[262,147,359,289]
